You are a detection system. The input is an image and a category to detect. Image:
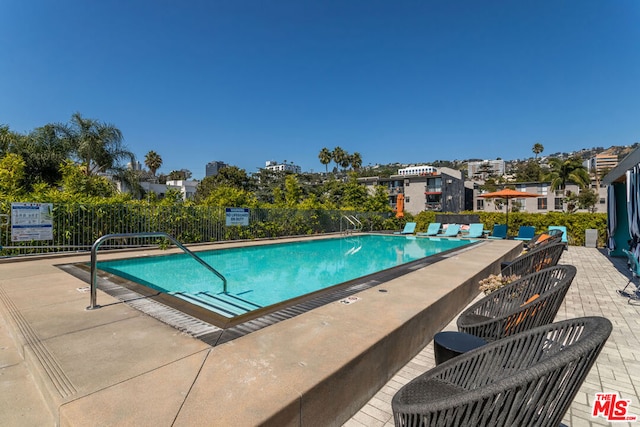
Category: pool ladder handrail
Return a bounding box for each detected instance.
[87,232,227,310]
[341,215,363,234]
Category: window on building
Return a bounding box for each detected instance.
[554,198,563,210]
[600,198,605,204]
[476,199,484,210]
[405,196,410,203]
[538,184,548,195]
[537,198,548,210]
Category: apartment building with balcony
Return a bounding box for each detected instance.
[264,160,302,174]
[467,159,505,178]
[472,181,607,214]
[358,166,465,215]
[584,152,619,177]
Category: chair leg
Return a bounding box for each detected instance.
[618,279,635,297]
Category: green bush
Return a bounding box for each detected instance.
[413,210,607,246]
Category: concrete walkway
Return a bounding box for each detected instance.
[0,238,520,426]
[1,244,638,426]
[345,247,640,427]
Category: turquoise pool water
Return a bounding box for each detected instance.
[97,235,475,318]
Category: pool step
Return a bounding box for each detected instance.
[174,291,261,317]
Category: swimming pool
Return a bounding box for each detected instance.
[93,234,476,327]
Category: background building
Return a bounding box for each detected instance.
[467,160,505,179]
[205,161,228,177]
[584,152,619,177]
[264,160,302,174]
[358,167,465,215]
[472,181,607,214]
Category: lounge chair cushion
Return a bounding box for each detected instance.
[521,293,540,306]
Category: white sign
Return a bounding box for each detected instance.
[225,208,249,226]
[11,203,54,241]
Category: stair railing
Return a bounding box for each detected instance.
[87,232,227,310]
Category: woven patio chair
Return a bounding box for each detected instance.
[392,316,612,427]
[458,264,576,342]
[523,228,564,250]
[500,242,566,278]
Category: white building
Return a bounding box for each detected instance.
[397,165,438,176]
[264,160,302,174]
[139,180,199,201]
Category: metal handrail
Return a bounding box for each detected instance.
[340,215,363,234]
[87,232,227,310]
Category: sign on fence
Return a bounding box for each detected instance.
[11,202,54,241]
[225,208,249,226]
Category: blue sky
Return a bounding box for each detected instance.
[1,1,638,179]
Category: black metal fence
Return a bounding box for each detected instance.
[0,203,388,257]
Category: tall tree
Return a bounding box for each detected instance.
[514,160,542,182]
[12,124,71,189]
[318,147,332,173]
[195,166,253,202]
[0,153,26,198]
[350,152,363,171]
[332,146,347,173]
[144,150,163,176]
[56,112,134,176]
[545,156,590,191]
[532,142,544,159]
[0,124,23,156]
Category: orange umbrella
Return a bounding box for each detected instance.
[395,193,405,218]
[479,188,539,230]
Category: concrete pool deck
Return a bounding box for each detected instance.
[2,237,635,426]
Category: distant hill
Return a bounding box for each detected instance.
[360,143,640,177]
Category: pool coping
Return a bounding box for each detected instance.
[56,234,484,346]
[0,235,522,425]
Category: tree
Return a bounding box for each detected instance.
[194,166,253,202]
[283,175,302,207]
[332,146,348,173]
[545,157,590,191]
[318,147,332,173]
[0,125,23,156]
[58,159,116,197]
[13,125,71,189]
[144,150,163,176]
[364,185,392,213]
[350,152,363,171]
[578,189,599,213]
[200,185,257,207]
[341,174,369,209]
[532,142,544,159]
[167,169,192,181]
[56,112,134,176]
[514,160,542,182]
[0,153,26,198]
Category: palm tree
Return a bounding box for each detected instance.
[318,148,332,173]
[332,146,347,173]
[144,150,163,176]
[56,112,134,176]
[350,152,362,171]
[532,142,544,159]
[545,156,590,191]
